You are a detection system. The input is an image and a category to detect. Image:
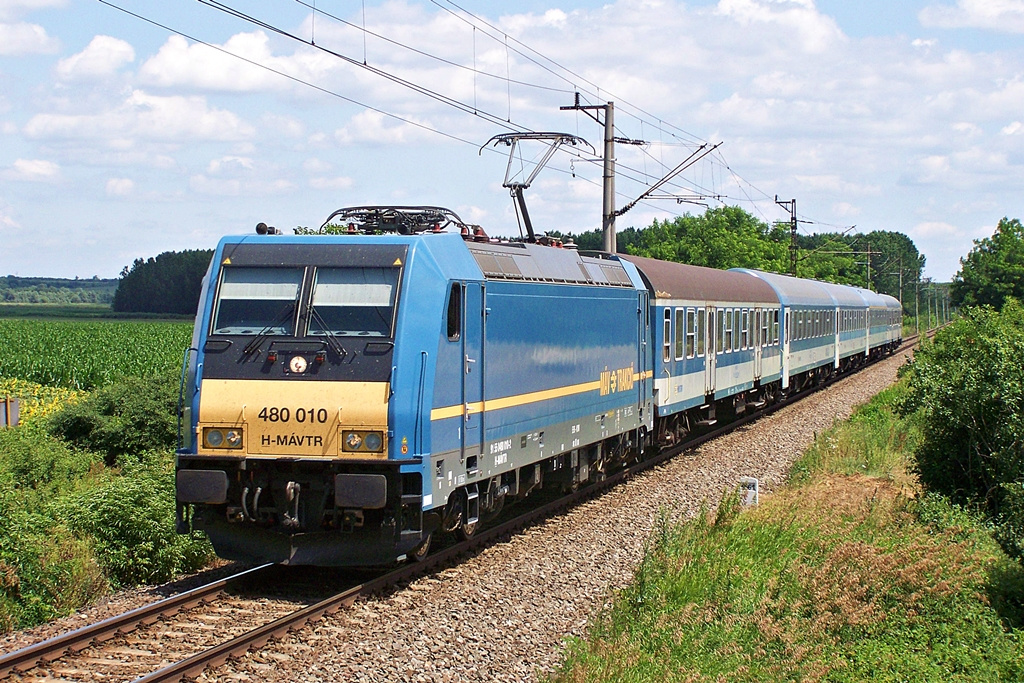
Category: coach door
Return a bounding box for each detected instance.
[753,308,763,381]
[638,291,649,417]
[461,282,485,467]
[705,306,716,395]
[833,306,841,369]
[782,308,791,389]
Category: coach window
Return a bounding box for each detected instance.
[675,308,685,361]
[663,309,672,363]
[796,311,803,340]
[723,309,732,352]
[733,310,741,351]
[685,309,696,358]
[740,309,749,349]
[773,309,780,345]
[717,308,725,354]
[697,309,706,356]
[446,283,462,341]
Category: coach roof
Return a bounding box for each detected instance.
[731,268,839,308]
[618,255,778,304]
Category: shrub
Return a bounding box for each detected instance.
[0,488,107,630]
[0,428,101,496]
[897,300,1024,560]
[48,376,178,464]
[56,457,212,588]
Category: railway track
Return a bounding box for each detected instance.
[0,335,924,683]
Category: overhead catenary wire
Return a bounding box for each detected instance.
[207,1,770,215]
[98,0,837,232]
[96,0,483,149]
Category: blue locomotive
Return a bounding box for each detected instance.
[175,206,901,566]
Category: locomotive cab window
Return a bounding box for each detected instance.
[446,283,462,341]
[212,266,303,336]
[308,267,400,338]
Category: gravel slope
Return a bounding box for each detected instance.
[198,350,911,683]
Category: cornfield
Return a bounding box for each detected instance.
[0,319,193,390]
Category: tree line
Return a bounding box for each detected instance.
[112,250,213,315]
[1,276,116,304]
[559,206,926,311]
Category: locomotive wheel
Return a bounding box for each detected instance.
[407,533,431,562]
[457,518,479,541]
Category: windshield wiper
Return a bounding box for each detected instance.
[308,307,347,360]
[242,303,295,358]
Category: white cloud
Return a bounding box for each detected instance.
[139,32,334,93]
[56,35,134,81]
[206,156,255,174]
[0,21,59,54]
[920,0,1024,33]
[303,158,333,173]
[23,90,254,144]
[1003,121,1024,135]
[310,176,354,190]
[105,178,134,196]
[0,0,64,21]
[189,174,296,196]
[713,0,845,53]
[912,220,961,238]
[261,114,304,138]
[831,202,861,218]
[3,158,59,181]
[0,209,19,230]
[334,109,433,145]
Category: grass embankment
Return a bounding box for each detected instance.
[552,384,1023,682]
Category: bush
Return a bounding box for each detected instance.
[57,457,212,588]
[48,376,178,464]
[898,300,1024,560]
[0,487,107,630]
[0,428,100,495]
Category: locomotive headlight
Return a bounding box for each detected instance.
[206,428,224,448]
[344,432,363,451]
[225,429,243,448]
[342,430,385,453]
[203,427,244,450]
[364,432,383,452]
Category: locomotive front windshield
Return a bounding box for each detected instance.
[212,267,303,335]
[309,267,399,337]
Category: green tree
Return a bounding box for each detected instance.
[898,301,1024,559]
[951,217,1024,310]
[624,206,788,271]
[112,250,213,315]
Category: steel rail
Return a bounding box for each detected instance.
[0,563,272,678]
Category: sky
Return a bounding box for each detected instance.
[1,0,1022,282]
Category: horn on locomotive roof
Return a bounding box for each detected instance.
[316,206,473,235]
[481,132,594,244]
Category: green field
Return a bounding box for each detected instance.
[0,318,193,390]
